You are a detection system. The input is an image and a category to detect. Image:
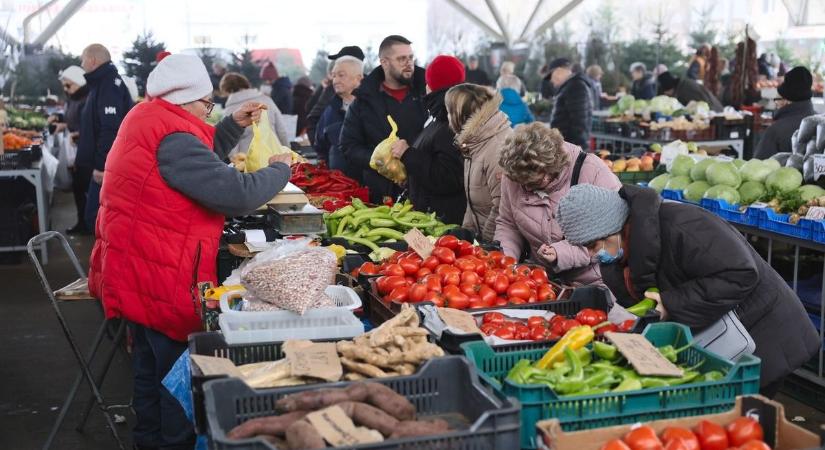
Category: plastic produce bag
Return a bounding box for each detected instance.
[53,132,73,191]
[239,238,337,314]
[817,123,825,153]
[369,115,407,185]
[245,109,286,173]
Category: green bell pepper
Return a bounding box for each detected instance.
[626,298,656,317]
[612,378,643,392]
[594,341,618,361]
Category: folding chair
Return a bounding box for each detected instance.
[27,231,128,450]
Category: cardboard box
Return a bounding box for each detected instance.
[537,395,821,450]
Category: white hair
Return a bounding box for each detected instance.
[497,74,522,91]
[333,56,364,74]
[500,61,515,76]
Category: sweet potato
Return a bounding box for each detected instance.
[227,411,309,439]
[364,382,415,420]
[389,419,450,439]
[276,388,354,413]
[285,419,325,449]
[336,401,399,437]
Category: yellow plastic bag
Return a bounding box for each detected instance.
[369,115,407,184]
[246,109,286,173]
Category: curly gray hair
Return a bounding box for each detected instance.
[499,123,569,187]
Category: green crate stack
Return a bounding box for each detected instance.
[461,322,761,449]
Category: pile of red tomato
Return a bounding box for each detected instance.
[602,417,768,450]
[353,235,559,309]
[479,308,633,341]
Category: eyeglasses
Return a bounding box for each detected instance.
[393,55,414,65]
[197,99,215,115]
[62,83,72,90]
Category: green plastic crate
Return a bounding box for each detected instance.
[461,322,761,449]
[615,164,666,184]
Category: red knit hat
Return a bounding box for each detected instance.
[425,55,466,92]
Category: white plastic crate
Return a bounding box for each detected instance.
[218,285,362,313]
[218,306,364,345]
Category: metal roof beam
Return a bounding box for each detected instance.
[518,0,547,41]
[484,0,512,46]
[443,0,506,43]
[32,0,90,48]
[524,0,585,42]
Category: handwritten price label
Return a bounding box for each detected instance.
[605,332,683,377]
[813,154,825,182]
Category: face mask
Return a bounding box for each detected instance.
[595,235,623,265]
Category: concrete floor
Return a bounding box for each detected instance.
[2,190,824,449]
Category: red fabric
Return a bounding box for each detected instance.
[425,55,466,92]
[155,51,171,62]
[382,83,409,102]
[88,98,224,342]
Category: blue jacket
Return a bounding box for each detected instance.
[499,88,534,127]
[314,95,362,180]
[76,63,134,170]
[271,77,293,115]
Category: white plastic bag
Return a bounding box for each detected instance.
[53,132,73,191]
[239,239,337,314]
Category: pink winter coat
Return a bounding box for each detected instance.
[494,142,621,286]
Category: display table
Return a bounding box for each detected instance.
[0,164,49,263]
[592,132,746,158]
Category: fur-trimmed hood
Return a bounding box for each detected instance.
[456,93,511,156]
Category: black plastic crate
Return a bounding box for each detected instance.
[203,356,521,450]
[0,151,32,170]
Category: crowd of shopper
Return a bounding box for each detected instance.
[33,34,821,450]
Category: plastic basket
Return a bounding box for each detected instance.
[699,199,761,226]
[203,356,521,450]
[430,286,654,354]
[809,220,825,244]
[616,170,659,184]
[461,322,761,449]
[660,189,700,205]
[218,298,364,345]
[756,208,814,240]
[219,285,362,314]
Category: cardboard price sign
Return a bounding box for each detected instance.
[306,405,383,446]
[284,341,343,382]
[605,332,683,377]
[813,154,825,182]
[190,355,243,378]
[437,307,482,334]
[404,228,434,259]
[805,206,825,220]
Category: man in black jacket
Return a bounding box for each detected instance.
[306,46,365,147]
[548,58,592,150]
[465,55,491,86]
[754,66,816,159]
[658,71,723,112]
[629,62,657,100]
[76,43,134,231]
[558,184,820,397]
[340,35,427,203]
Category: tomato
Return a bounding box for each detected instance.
[468,295,486,309]
[506,281,532,300]
[359,262,379,275]
[422,274,442,292]
[501,256,517,267]
[445,291,469,310]
[576,308,604,327]
[530,326,550,341]
[432,247,456,264]
[350,268,361,278]
[478,285,497,306]
[377,275,407,294]
[492,274,510,294]
[435,235,459,250]
[415,267,432,279]
[457,240,475,256]
[737,440,771,450]
[460,270,480,285]
[442,284,460,296]
[495,297,508,306]
[473,246,488,258]
[479,322,499,335]
[661,427,699,450]
[483,269,499,286]
[530,267,549,284]
[423,291,445,307]
[513,264,531,278]
[503,267,518,282]
[601,439,632,450]
[551,319,566,336]
[559,319,582,334]
[487,250,505,265]
[442,271,461,286]
[726,418,763,447]
[595,323,619,335]
[383,263,405,277]
[460,283,479,297]
[527,317,548,328]
[663,438,692,450]
[482,312,505,324]
[454,258,476,272]
[493,327,515,340]
[514,324,531,340]
[623,425,663,450]
[618,319,636,332]
[694,420,728,450]
[386,287,408,303]
[549,314,565,325]
[595,309,608,323]
[398,258,420,275]
[421,256,440,271]
[509,297,526,305]
[407,283,428,303]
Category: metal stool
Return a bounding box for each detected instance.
[27,231,129,450]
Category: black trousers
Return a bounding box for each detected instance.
[71,165,92,229]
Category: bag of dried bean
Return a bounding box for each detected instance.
[240,239,337,314]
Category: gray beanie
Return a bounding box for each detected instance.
[558,185,629,245]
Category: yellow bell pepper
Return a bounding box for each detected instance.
[535,326,595,369]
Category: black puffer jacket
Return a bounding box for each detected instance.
[401,89,466,224]
[601,185,820,386]
[550,73,592,150]
[753,100,816,159]
[340,66,427,203]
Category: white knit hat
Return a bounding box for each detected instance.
[59,65,86,87]
[146,53,213,105]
